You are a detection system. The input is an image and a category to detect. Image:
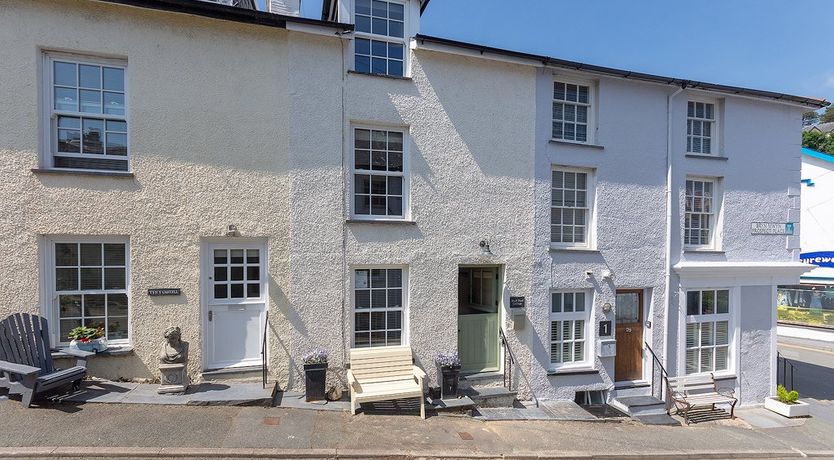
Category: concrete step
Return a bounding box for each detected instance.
[461,386,517,408]
[609,395,667,417]
[201,365,264,383]
[611,382,652,398]
[459,371,505,390]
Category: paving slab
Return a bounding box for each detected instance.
[736,406,806,429]
[57,381,138,404]
[274,391,349,412]
[539,400,599,421]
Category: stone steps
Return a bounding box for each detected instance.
[201,365,264,383]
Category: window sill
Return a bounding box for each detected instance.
[548,366,598,376]
[52,345,134,359]
[550,246,600,254]
[684,249,725,254]
[346,219,417,225]
[685,153,728,161]
[348,70,412,81]
[32,168,134,178]
[549,139,604,150]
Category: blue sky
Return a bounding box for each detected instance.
[258,0,834,107]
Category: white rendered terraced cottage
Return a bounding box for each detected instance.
[0,0,827,411]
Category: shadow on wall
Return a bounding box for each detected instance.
[54,353,154,381]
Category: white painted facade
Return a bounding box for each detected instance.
[0,0,820,408]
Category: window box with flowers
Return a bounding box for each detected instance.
[67,325,108,353]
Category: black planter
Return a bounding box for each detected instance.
[440,365,460,399]
[304,362,327,402]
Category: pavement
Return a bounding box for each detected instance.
[1,396,834,459]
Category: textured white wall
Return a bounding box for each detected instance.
[0,0,292,381]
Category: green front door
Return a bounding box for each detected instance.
[457,266,500,373]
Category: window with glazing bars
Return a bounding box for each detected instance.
[353,268,404,347]
[550,291,588,366]
[684,178,715,247]
[685,289,730,374]
[354,0,405,76]
[47,54,128,171]
[54,242,128,342]
[553,81,590,142]
[354,128,405,218]
[551,169,589,245]
[687,101,715,154]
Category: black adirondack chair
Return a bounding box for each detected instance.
[0,313,93,407]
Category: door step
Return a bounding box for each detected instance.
[459,371,504,390]
[634,413,680,426]
[461,386,517,408]
[609,395,667,417]
[201,365,264,382]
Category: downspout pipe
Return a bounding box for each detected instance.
[662,85,685,375]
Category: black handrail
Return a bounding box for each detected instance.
[777,351,795,391]
[644,342,669,406]
[262,311,268,389]
[499,328,538,407]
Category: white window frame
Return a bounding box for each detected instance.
[350,265,409,348]
[681,288,735,377]
[41,51,130,172]
[349,124,410,221]
[350,0,409,77]
[550,166,595,249]
[549,290,593,370]
[684,176,722,251]
[551,76,595,145]
[41,235,131,347]
[686,98,719,156]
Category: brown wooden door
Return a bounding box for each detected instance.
[615,289,644,382]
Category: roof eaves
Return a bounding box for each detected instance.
[96,0,352,31]
[415,34,829,109]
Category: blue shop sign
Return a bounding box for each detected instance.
[800,252,834,268]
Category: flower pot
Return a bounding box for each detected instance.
[70,338,108,353]
[764,396,811,418]
[304,362,328,402]
[440,365,460,399]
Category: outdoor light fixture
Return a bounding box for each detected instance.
[602,302,613,313]
[479,240,493,256]
[226,224,241,237]
[601,269,614,281]
[584,270,594,279]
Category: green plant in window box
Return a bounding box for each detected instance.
[68,326,108,353]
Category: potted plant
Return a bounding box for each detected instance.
[68,326,107,353]
[435,352,461,399]
[302,348,328,402]
[764,385,811,418]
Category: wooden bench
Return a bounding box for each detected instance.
[347,346,427,419]
[666,373,737,424]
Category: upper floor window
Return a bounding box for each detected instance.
[354,0,406,77]
[352,127,407,219]
[550,291,591,368]
[551,167,593,248]
[44,52,128,172]
[685,289,731,375]
[553,80,592,143]
[687,101,715,155]
[684,177,719,249]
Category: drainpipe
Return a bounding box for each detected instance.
[662,85,685,375]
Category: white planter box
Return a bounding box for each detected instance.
[764,397,811,418]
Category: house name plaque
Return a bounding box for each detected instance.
[148,288,182,296]
[751,222,794,235]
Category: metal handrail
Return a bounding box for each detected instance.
[644,342,669,405]
[499,327,539,407]
[777,351,795,391]
[262,311,268,389]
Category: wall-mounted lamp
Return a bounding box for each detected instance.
[479,240,493,256]
[584,270,594,280]
[602,302,613,314]
[601,269,614,281]
[226,224,241,237]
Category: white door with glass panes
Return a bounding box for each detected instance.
[51,240,129,345]
[204,242,267,370]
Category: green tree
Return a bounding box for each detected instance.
[822,106,834,123]
[803,130,834,154]
[803,111,820,126]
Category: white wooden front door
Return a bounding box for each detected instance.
[203,241,267,370]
